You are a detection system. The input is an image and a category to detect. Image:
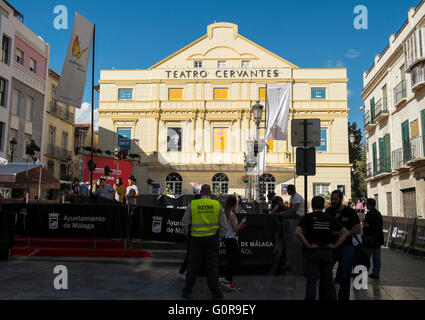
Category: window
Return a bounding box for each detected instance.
[26,96,34,121]
[49,126,56,146]
[16,49,23,65]
[213,128,228,152]
[311,88,326,100]
[259,174,276,200]
[166,173,183,195]
[62,133,68,151]
[1,36,10,64]
[313,184,330,197]
[213,88,229,100]
[242,61,250,68]
[317,128,328,152]
[117,128,132,151]
[11,89,20,115]
[167,128,182,152]
[168,88,183,100]
[0,78,6,107]
[218,61,226,68]
[212,173,229,194]
[29,58,36,73]
[47,161,55,175]
[118,89,133,101]
[194,61,202,68]
[0,121,4,151]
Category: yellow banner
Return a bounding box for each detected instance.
[259,88,266,100]
[260,129,274,152]
[214,88,228,100]
[169,89,183,100]
[214,128,228,151]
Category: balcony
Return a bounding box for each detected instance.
[366,163,373,179]
[45,144,72,161]
[393,80,407,109]
[374,98,389,123]
[364,110,376,131]
[411,63,425,92]
[375,156,392,177]
[406,136,425,166]
[392,147,404,170]
[49,101,75,123]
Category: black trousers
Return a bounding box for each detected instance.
[304,248,337,301]
[183,235,221,296]
[224,238,241,283]
[179,237,190,274]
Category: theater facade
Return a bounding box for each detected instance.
[98,22,351,201]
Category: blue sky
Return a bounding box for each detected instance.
[10,0,421,129]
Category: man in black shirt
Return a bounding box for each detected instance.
[267,192,287,214]
[325,190,361,301]
[295,196,350,300]
[362,198,384,279]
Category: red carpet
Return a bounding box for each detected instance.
[11,237,152,259]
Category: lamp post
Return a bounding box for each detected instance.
[9,138,17,163]
[114,147,121,179]
[252,101,264,202]
[24,140,40,200]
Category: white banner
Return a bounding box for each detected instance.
[54,13,94,108]
[266,84,292,141]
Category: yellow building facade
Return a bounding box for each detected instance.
[98,23,351,202]
[42,69,75,181]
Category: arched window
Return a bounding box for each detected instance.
[212,173,229,194]
[165,173,183,195]
[259,174,276,200]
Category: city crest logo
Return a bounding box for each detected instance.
[72,35,88,60]
[48,213,60,230]
[152,216,163,234]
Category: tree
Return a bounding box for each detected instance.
[349,122,367,201]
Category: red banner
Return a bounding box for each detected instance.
[83,155,132,188]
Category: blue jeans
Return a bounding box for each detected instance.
[363,247,381,277]
[333,244,355,301]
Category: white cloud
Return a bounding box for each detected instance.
[345,48,360,59]
[75,102,99,131]
[325,59,345,68]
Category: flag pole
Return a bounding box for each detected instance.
[90,24,95,194]
[264,84,268,200]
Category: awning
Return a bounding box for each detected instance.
[0,163,60,189]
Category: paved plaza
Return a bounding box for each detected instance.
[0,247,424,300]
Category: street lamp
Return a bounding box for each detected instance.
[114,147,121,178]
[349,133,356,147]
[9,138,17,162]
[252,101,264,202]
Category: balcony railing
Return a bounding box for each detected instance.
[392,148,404,169]
[393,80,407,106]
[364,110,374,128]
[50,101,75,123]
[375,98,389,120]
[410,136,424,161]
[375,156,392,175]
[366,163,373,179]
[45,144,72,160]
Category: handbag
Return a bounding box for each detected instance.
[354,235,370,270]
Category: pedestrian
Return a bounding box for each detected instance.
[181,184,227,300]
[362,198,384,280]
[295,196,350,300]
[267,192,287,214]
[220,195,247,291]
[114,177,125,203]
[280,185,304,219]
[325,190,361,300]
[95,178,115,200]
[71,177,89,198]
[125,176,139,243]
[178,194,202,281]
[356,200,363,214]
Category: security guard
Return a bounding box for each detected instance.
[182,184,227,300]
[295,196,350,300]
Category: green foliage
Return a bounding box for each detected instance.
[349,122,367,201]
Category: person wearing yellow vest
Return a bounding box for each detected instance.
[181,184,227,300]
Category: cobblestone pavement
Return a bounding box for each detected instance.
[0,248,424,300]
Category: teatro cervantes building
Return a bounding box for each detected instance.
[98,22,351,201]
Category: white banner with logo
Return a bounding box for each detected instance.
[54,13,94,108]
[266,84,292,141]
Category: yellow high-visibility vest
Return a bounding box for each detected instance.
[190,198,221,237]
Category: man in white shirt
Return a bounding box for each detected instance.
[281,185,304,219]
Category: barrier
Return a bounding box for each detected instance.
[2,203,127,239]
[412,219,425,255]
[136,206,285,267]
[0,211,17,260]
[390,217,415,251]
[382,216,395,247]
